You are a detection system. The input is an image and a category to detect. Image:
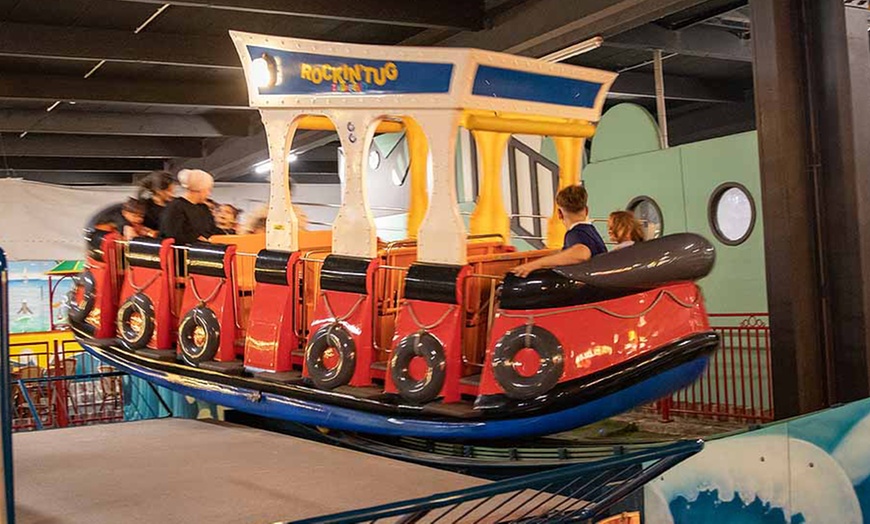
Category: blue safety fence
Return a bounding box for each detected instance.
[288,439,703,524]
[10,348,175,431]
[0,247,16,523]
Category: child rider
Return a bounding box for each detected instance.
[510,185,607,278]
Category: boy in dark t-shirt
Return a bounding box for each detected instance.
[511,185,607,278]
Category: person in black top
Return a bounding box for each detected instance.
[138,171,177,231]
[511,185,607,278]
[159,169,220,245]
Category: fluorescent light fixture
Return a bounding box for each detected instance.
[540,36,604,63]
[254,153,296,175]
[84,60,106,79]
[46,101,61,112]
[134,3,170,34]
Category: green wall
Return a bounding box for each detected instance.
[584,104,766,314]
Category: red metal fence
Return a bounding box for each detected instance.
[658,313,773,423]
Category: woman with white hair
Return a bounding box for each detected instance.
[159,169,220,245]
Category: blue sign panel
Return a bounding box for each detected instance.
[247,47,454,96]
[472,65,603,109]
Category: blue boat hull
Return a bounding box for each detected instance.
[78,339,711,440]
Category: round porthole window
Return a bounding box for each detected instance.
[709,182,755,246]
[627,196,663,239]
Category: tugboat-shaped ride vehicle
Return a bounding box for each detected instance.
[70,33,719,440]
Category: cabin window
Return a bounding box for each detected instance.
[627,196,663,239]
[709,182,755,246]
[369,148,382,171]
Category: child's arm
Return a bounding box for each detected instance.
[510,244,592,278]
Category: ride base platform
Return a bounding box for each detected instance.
[14,418,484,523]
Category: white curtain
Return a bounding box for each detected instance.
[0,179,275,260]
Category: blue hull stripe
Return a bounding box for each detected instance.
[81,341,708,440]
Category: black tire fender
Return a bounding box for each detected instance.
[178,305,221,366]
[67,270,96,325]
[389,331,447,404]
[305,324,356,390]
[116,293,155,350]
[492,325,564,400]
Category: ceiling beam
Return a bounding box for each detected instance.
[609,71,747,103]
[0,22,238,69]
[605,24,752,62]
[0,134,204,158]
[285,161,337,174]
[3,172,135,185]
[432,0,709,57]
[0,73,249,109]
[0,157,165,172]
[169,130,337,180]
[667,100,755,145]
[0,110,253,137]
[118,0,485,30]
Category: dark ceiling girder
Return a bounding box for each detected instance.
[433,0,710,57]
[666,100,755,145]
[0,22,239,69]
[4,172,136,185]
[117,0,485,30]
[170,130,337,180]
[284,161,338,174]
[605,24,752,62]
[655,0,747,30]
[610,71,746,103]
[0,157,165,172]
[0,73,249,109]
[0,110,253,137]
[0,134,204,158]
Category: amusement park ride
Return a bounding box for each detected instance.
[69,32,719,441]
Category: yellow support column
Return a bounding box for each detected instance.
[469,130,510,242]
[546,136,585,249]
[404,119,429,239]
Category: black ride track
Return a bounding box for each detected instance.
[72,324,718,422]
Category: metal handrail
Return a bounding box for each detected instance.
[287,439,704,524]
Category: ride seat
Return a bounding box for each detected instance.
[177,243,239,365]
[117,237,176,350]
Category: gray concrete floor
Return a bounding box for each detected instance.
[13,418,484,524]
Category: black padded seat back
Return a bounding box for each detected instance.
[404,263,464,305]
[126,238,165,270]
[85,228,111,262]
[500,233,715,310]
[555,233,715,289]
[254,249,293,286]
[320,255,371,295]
[186,242,232,278]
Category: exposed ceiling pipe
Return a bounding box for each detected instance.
[654,49,669,149]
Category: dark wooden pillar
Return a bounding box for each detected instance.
[751,0,870,417]
[750,0,827,418]
[806,2,870,403]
